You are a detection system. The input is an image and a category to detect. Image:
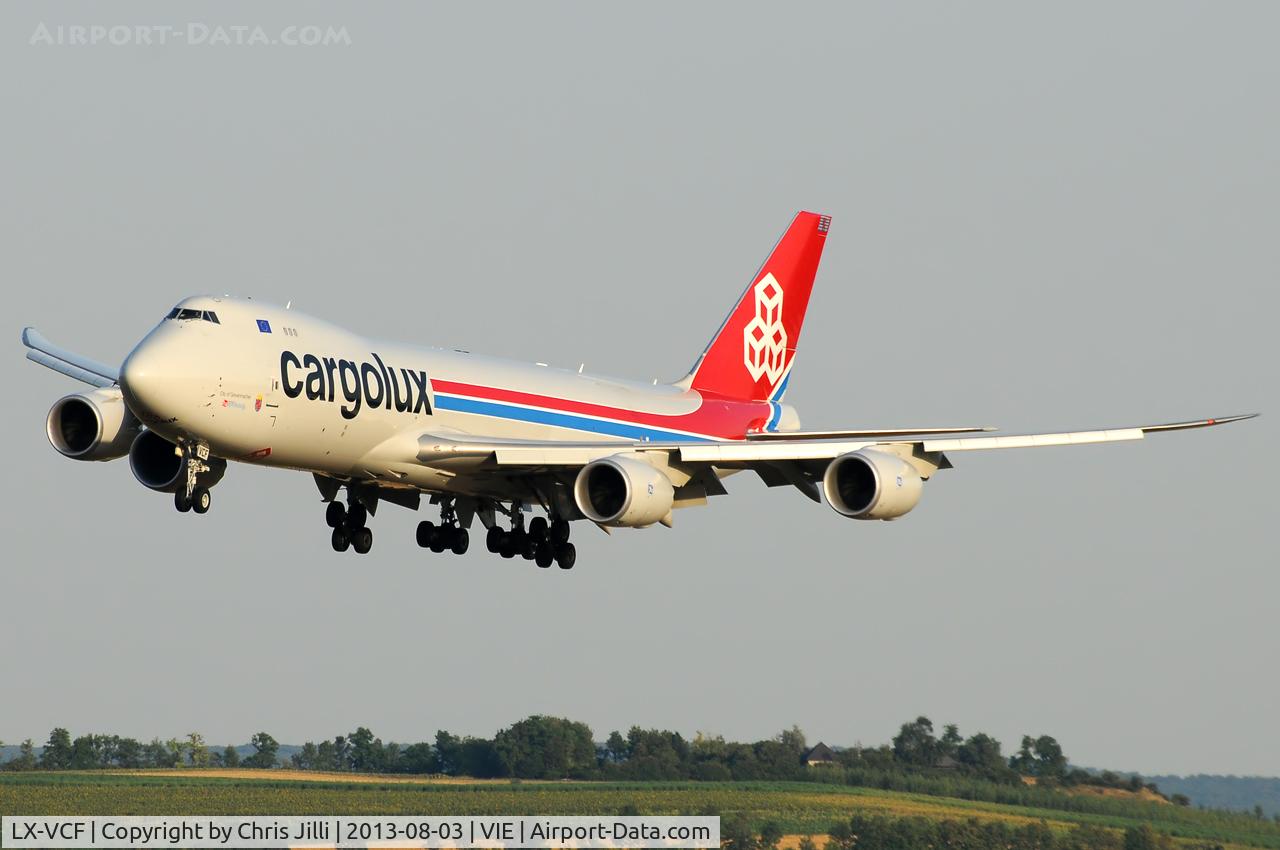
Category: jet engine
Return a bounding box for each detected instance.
[128,430,226,493]
[573,454,675,527]
[822,449,923,520]
[45,387,140,462]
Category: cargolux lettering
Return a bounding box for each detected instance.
[280,350,431,419]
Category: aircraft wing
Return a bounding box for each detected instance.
[398,414,1252,511]
[418,414,1256,469]
[677,414,1258,462]
[22,327,119,388]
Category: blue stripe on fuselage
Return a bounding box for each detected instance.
[770,372,791,402]
[433,394,716,443]
[766,401,783,431]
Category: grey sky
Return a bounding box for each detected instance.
[2,1,1275,776]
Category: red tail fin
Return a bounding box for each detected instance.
[683,211,829,402]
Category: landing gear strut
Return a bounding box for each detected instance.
[416,499,469,555]
[327,496,373,555]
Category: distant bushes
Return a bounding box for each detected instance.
[662,809,1163,850]
[724,813,1224,850]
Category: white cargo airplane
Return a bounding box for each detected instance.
[23,212,1255,568]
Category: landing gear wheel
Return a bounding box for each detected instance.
[429,526,450,553]
[345,503,368,530]
[554,543,576,570]
[192,487,211,514]
[416,520,436,548]
[352,527,373,555]
[326,501,347,528]
[331,527,351,552]
[521,535,538,560]
[535,546,554,568]
[486,526,504,553]
[550,519,571,545]
[528,516,549,541]
[508,529,527,556]
[174,490,192,513]
[450,528,469,555]
[499,535,516,559]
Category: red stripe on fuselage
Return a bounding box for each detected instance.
[430,379,769,440]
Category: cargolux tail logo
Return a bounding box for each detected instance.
[743,273,787,384]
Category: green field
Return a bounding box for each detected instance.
[4,773,1280,849]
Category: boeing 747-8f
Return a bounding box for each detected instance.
[22,212,1256,568]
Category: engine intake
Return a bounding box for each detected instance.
[573,455,675,528]
[128,430,226,492]
[46,388,139,461]
[823,449,923,520]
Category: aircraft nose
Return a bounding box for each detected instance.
[120,336,180,421]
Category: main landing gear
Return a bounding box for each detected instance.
[416,500,469,556]
[326,499,373,555]
[485,511,575,569]
[320,490,577,567]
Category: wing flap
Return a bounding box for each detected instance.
[679,440,871,463]
[747,426,995,440]
[492,447,623,466]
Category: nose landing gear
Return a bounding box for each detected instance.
[174,442,215,515]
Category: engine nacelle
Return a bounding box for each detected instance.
[128,430,226,493]
[46,387,140,461]
[573,455,675,528]
[823,449,923,521]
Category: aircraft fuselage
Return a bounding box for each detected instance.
[119,295,792,497]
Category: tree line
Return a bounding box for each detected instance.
[0,730,280,771]
[0,714,1177,798]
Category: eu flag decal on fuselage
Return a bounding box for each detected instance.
[257,319,272,333]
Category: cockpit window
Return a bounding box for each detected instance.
[165,308,220,324]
